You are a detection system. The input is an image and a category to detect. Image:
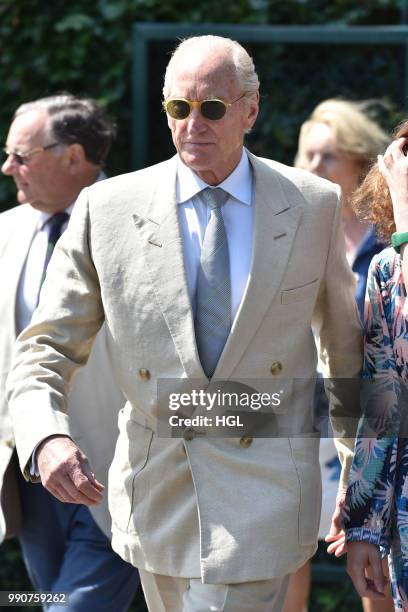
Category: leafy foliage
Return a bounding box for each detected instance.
[0,0,404,211]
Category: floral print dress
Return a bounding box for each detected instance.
[345,247,408,611]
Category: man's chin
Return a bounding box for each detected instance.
[17,192,43,210]
[180,150,211,169]
[16,189,28,204]
[27,201,47,211]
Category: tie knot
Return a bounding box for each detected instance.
[201,187,227,210]
[47,212,69,231]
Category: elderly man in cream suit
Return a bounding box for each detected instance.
[1,94,139,610]
[7,38,362,611]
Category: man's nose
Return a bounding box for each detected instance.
[186,108,207,132]
[1,153,18,176]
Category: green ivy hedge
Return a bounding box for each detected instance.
[0,0,404,212]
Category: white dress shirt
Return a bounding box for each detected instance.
[16,205,73,333]
[177,149,254,323]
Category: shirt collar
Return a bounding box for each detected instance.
[37,203,74,231]
[176,148,252,206]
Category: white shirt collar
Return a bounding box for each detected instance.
[176,148,252,206]
[37,203,74,231]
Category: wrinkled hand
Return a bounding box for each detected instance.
[378,137,408,230]
[325,487,347,557]
[37,435,104,505]
[347,541,387,599]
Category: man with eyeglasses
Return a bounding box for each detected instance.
[0,94,140,610]
[7,39,362,610]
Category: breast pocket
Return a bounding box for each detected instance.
[280,279,319,305]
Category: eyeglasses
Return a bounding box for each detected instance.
[3,143,59,165]
[163,93,247,121]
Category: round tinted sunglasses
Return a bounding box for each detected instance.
[163,93,247,121]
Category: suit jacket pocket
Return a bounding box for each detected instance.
[281,279,319,305]
[108,409,153,533]
[288,438,321,546]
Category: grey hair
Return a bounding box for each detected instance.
[163,35,259,98]
[14,93,116,165]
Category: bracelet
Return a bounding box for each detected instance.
[391,231,408,253]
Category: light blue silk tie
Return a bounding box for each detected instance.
[195,187,231,378]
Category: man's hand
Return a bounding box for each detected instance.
[37,435,104,505]
[347,541,387,599]
[325,487,347,557]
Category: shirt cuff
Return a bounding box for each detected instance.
[30,440,43,477]
[346,527,390,558]
[346,527,382,546]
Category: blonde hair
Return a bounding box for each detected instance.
[162,35,259,99]
[295,98,388,175]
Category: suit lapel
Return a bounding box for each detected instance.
[7,208,39,339]
[132,154,304,382]
[213,154,303,380]
[132,158,206,379]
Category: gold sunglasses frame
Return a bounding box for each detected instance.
[163,93,247,121]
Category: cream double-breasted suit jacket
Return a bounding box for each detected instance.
[7,152,362,584]
[0,203,126,542]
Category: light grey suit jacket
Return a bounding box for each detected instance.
[0,203,125,542]
[7,152,362,583]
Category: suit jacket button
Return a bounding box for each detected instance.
[270,361,282,375]
[183,427,195,441]
[239,435,253,448]
[138,368,151,381]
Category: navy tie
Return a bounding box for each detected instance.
[38,212,69,302]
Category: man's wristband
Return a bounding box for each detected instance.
[391,231,408,253]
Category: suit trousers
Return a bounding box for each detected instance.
[17,473,140,612]
[139,569,290,612]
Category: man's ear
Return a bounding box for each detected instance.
[63,143,86,173]
[246,91,259,130]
